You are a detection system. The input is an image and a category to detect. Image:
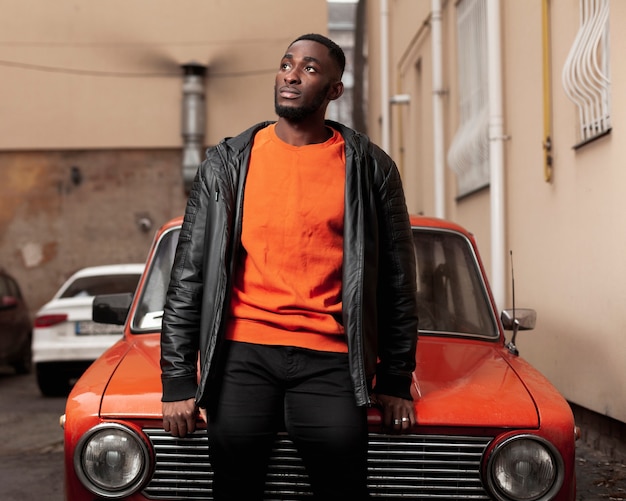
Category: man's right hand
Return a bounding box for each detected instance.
[162,398,198,437]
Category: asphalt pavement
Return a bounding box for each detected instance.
[576,439,626,500]
[0,369,65,501]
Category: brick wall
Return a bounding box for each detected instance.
[0,149,188,314]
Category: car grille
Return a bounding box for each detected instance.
[142,428,492,500]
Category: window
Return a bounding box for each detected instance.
[0,274,20,298]
[133,228,180,332]
[413,229,497,338]
[562,0,611,145]
[447,0,489,196]
[0,276,8,297]
[60,274,141,298]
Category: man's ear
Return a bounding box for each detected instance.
[327,81,344,101]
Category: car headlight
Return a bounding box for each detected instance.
[486,435,564,501]
[74,423,151,498]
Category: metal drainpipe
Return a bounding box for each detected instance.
[431,0,445,219]
[181,62,207,193]
[380,0,390,153]
[487,0,506,309]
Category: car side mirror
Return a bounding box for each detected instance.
[501,308,537,356]
[93,293,133,325]
[500,308,537,331]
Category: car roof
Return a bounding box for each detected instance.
[50,263,145,299]
[162,215,472,236]
[409,215,473,235]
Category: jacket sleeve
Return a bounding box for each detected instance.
[160,164,212,402]
[371,146,419,401]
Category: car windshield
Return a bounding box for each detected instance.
[133,228,180,331]
[132,226,498,339]
[413,228,497,338]
[60,274,141,298]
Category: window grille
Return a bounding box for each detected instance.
[447,0,489,196]
[562,0,611,145]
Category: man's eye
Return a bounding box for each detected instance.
[281,63,291,70]
[305,66,317,73]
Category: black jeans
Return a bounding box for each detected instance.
[207,341,369,500]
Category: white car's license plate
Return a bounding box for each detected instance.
[75,321,123,335]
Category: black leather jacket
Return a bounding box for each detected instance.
[161,120,418,408]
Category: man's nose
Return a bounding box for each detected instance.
[284,69,300,84]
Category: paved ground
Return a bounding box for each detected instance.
[576,439,626,500]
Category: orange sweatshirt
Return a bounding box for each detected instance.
[226,124,347,353]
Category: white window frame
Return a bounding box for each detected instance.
[447,0,489,197]
[562,0,611,145]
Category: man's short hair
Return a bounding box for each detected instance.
[290,33,346,77]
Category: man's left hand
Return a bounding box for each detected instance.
[370,393,416,432]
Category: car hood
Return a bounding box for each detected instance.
[100,335,539,428]
[100,336,163,418]
[413,337,539,428]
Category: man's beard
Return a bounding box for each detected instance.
[274,84,330,122]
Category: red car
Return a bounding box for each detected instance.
[62,216,577,500]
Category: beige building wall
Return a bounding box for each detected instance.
[1,0,328,310]
[366,0,626,425]
[1,0,327,149]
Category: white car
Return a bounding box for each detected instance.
[33,263,144,396]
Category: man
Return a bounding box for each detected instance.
[161,33,418,500]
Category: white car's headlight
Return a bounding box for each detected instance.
[486,435,564,501]
[74,423,151,498]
